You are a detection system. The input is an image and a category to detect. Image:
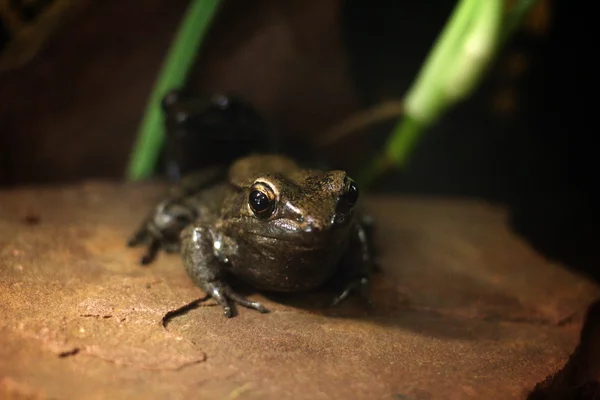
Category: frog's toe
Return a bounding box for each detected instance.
[204,284,234,318]
[128,227,150,247]
[222,305,233,318]
[140,253,155,265]
[331,289,350,306]
[140,239,161,265]
[127,234,144,247]
[225,289,270,314]
[249,302,269,314]
[202,283,269,317]
[332,277,371,306]
[255,304,270,313]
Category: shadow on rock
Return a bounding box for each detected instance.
[259,270,526,342]
[528,299,600,399]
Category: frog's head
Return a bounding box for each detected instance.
[224,165,359,248]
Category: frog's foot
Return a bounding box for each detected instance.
[139,239,161,265]
[141,241,181,264]
[203,282,269,318]
[127,227,160,265]
[331,276,372,307]
[128,227,175,265]
[127,227,149,247]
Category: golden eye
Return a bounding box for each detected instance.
[248,183,276,218]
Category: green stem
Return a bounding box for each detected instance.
[126,0,222,181]
[384,115,423,168]
[361,0,509,189]
[403,0,480,123]
[357,154,391,188]
[357,116,422,187]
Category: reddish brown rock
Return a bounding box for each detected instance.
[0,183,597,399]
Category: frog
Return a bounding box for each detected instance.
[177,154,376,318]
[128,154,376,317]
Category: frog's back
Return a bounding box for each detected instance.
[183,181,229,225]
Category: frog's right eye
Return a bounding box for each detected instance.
[249,183,276,219]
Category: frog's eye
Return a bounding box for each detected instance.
[337,178,359,213]
[248,183,276,219]
[345,180,359,208]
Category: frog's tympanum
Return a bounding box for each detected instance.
[128,154,376,318]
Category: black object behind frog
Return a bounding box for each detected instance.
[160,89,280,181]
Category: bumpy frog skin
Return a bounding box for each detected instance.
[129,154,375,318]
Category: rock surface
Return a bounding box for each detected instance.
[0,182,598,399]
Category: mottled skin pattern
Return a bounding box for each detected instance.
[129,154,375,318]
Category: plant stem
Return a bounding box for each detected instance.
[403,0,481,123]
[361,0,515,189]
[384,114,423,167]
[126,0,222,181]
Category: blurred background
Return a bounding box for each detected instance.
[0,0,597,279]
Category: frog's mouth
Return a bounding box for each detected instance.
[237,234,346,265]
[239,224,352,249]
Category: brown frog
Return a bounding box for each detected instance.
[129,154,376,317]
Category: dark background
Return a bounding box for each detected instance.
[343,0,598,281]
[0,0,597,279]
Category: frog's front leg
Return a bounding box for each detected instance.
[332,221,376,306]
[127,216,162,265]
[180,225,270,318]
[128,198,199,265]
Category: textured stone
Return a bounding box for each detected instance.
[0,183,597,399]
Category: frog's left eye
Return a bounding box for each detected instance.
[249,183,276,219]
[345,180,359,208]
[336,178,359,214]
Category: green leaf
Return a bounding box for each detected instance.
[126,0,222,181]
